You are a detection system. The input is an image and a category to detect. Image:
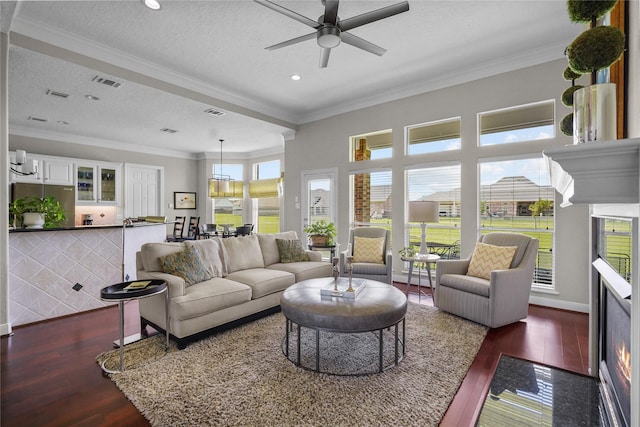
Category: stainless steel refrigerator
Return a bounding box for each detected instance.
[11,183,76,227]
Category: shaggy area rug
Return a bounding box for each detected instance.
[97,303,487,426]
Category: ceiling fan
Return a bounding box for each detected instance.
[254,0,410,68]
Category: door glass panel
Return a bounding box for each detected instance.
[77,166,94,201]
[100,167,116,201]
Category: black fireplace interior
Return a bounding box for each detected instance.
[599,278,631,427]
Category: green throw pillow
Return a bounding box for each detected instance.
[158,244,212,286]
[276,239,310,263]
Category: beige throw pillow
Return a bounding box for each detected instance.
[467,242,517,280]
[352,236,385,264]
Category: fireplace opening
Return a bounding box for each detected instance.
[599,274,632,427]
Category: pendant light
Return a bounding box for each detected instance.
[208,139,235,198]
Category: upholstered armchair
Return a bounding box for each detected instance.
[434,232,539,328]
[339,227,392,284]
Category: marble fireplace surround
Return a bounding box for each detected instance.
[544,137,640,427]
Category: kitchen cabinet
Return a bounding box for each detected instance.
[10,152,74,185]
[9,152,42,183]
[75,161,121,205]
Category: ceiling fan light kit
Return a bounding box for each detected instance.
[254,0,410,68]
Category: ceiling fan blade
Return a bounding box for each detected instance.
[323,0,339,25]
[265,32,317,50]
[340,32,386,56]
[338,1,409,32]
[254,0,320,29]
[319,47,331,68]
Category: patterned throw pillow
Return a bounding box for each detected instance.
[158,244,212,286]
[352,236,385,264]
[467,242,517,280]
[276,239,310,263]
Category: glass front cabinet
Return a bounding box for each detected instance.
[75,161,121,205]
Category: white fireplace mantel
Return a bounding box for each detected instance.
[543,137,640,207]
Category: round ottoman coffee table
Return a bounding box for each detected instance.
[280,278,407,375]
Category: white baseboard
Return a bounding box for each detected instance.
[1,322,12,336]
[529,295,589,313]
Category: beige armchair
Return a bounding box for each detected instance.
[340,227,392,284]
[435,232,539,328]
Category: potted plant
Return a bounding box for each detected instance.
[303,220,336,246]
[9,196,67,229]
[398,245,418,259]
[560,0,625,143]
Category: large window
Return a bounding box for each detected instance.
[350,170,392,233]
[407,118,461,155]
[250,160,281,233]
[350,130,392,161]
[479,101,554,146]
[213,163,243,226]
[479,157,554,289]
[406,164,461,258]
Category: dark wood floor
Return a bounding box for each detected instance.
[1,284,589,427]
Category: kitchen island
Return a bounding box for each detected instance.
[8,222,166,326]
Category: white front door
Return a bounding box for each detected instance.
[301,168,337,243]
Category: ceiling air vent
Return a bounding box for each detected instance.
[28,116,48,122]
[92,75,122,88]
[160,128,178,134]
[45,89,70,98]
[204,108,226,117]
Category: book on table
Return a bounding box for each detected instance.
[320,277,366,299]
[123,280,152,291]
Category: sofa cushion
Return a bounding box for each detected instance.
[158,245,212,286]
[257,231,299,266]
[225,268,294,299]
[353,236,385,264]
[140,242,184,272]
[467,242,517,280]
[267,262,333,282]
[439,273,490,297]
[222,235,265,272]
[276,239,310,263]
[184,238,229,277]
[170,278,252,321]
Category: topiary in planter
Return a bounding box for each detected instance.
[567,0,618,23]
[562,85,584,107]
[567,25,625,74]
[560,113,574,136]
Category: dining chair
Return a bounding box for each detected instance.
[166,216,185,242]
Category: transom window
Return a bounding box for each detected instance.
[479,101,555,146]
[407,118,461,155]
[350,130,392,161]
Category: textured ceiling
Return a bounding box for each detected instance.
[4,0,583,157]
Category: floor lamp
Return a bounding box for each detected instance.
[409,201,440,255]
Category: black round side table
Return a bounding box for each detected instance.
[100,279,169,373]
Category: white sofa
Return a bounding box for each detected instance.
[136,231,332,348]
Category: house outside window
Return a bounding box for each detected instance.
[349,169,392,235]
[213,163,243,226]
[479,156,555,289]
[406,163,461,259]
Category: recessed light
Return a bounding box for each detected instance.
[290,74,301,81]
[142,0,162,11]
[85,95,100,101]
[57,120,70,125]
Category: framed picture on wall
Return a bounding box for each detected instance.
[174,192,196,209]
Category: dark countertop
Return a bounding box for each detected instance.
[9,222,168,232]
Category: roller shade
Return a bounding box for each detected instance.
[480,102,554,135]
[249,177,283,198]
[409,120,460,144]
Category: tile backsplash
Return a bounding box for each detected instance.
[74,205,117,226]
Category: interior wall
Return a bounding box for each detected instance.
[284,58,591,310]
[1,32,12,335]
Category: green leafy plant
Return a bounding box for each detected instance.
[398,245,417,258]
[303,220,336,245]
[9,196,67,228]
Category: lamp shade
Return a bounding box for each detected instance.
[209,178,230,197]
[408,201,439,223]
